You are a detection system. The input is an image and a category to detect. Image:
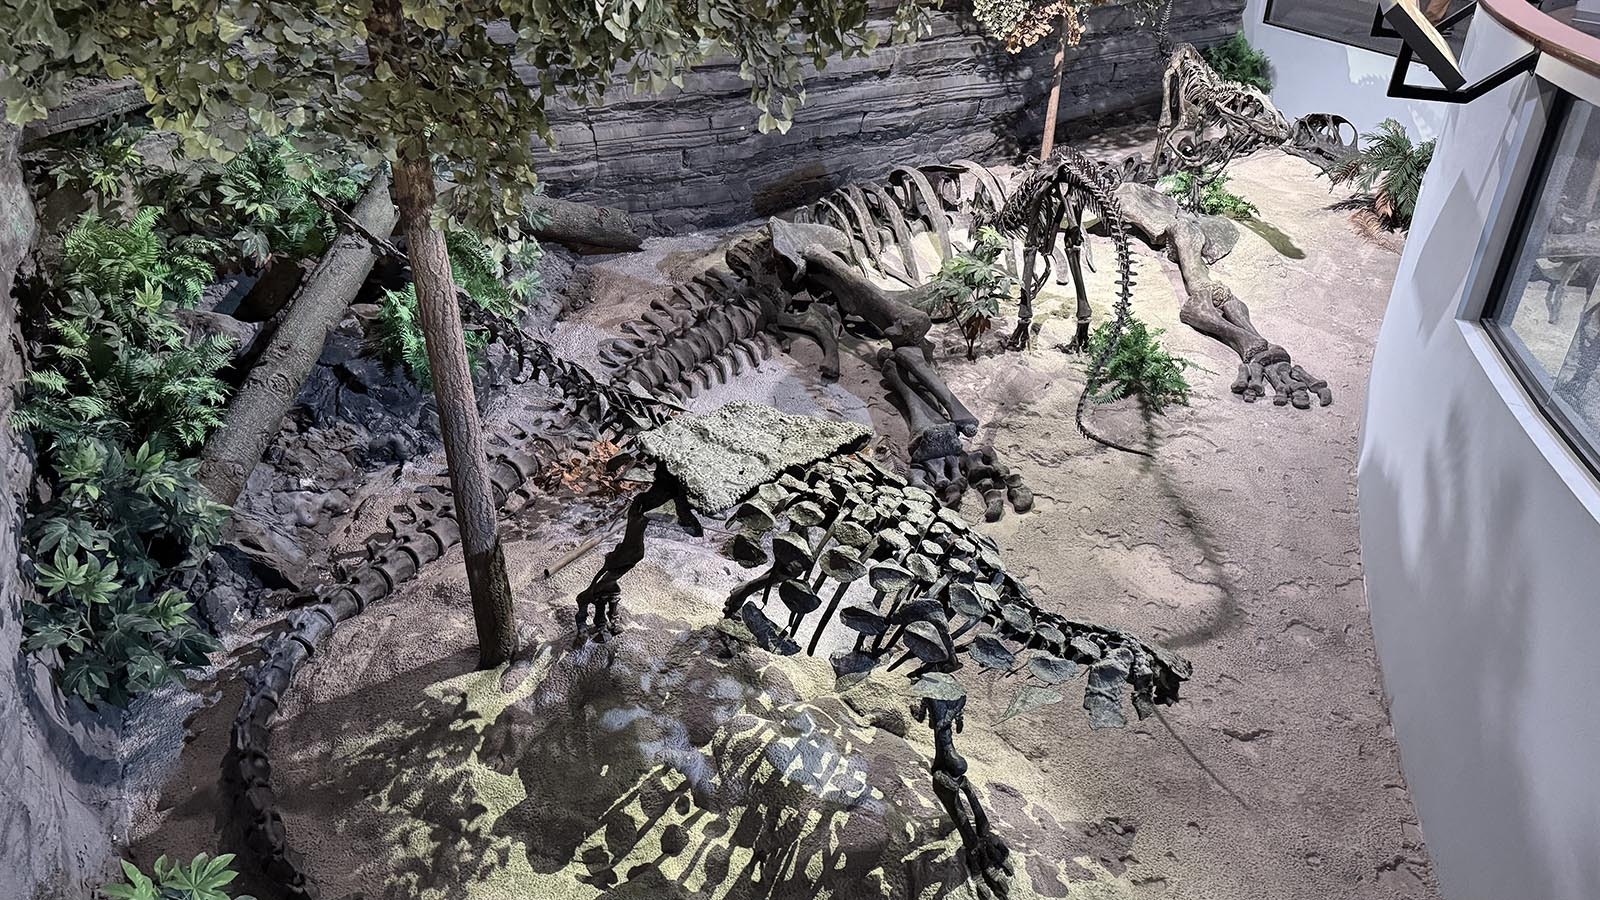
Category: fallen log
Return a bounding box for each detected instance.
[20,78,148,145]
[197,174,398,508]
[524,195,642,252]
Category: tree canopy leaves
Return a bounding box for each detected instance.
[2,0,933,235]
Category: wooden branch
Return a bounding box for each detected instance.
[198,174,398,509]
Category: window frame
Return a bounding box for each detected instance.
[1482,90,1600,480]
[1261,0,1409,55]
[1260,0,1476,57]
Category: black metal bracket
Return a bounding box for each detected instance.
[1371,2,1540,103]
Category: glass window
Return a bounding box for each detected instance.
[1485,96,1600,472]
[1263,0,1473,55]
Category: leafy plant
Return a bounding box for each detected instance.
[1329,118,1435,230]
[38,127,364,268]
[975,0,1091,53]
[374,229,542,388]
[1204,34,1273,93]
[22,439,226,705]
[211,137,363,266]
[13,207,233,706]
[102,853,254,900]
[917,226,1015,360]
[14,209,231,451]
[1158,170,1259,219]
[1084,315,1196,415]
[47,122,149,207]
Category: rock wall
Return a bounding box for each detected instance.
[530,0,1244,230]
[0,126,125,900]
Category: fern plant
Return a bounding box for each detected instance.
[22,438,226,706]
[1204,34,1273,93]
[374,229,542,388]
[1084,315,1196,415]
[102,853,254,900]
[1158,171,1259,219]
[1329,118,1435,231]
[13,208,233,706]
[14,209,231,451]
[39,127,364,267]
[917,226,1015,360]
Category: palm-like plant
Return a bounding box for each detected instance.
[1329,119,1435,231]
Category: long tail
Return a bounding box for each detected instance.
[1154,0,1176,58]
[1063,155,1150,457]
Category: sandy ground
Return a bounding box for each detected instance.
[130,148,1440,900]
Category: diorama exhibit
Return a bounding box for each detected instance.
[0,1,1594,900]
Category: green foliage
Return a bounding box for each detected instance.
[48,122,149,203]
[211,137,364,265]
[15,209,231,451]
[975,0,1095,53]
[1330,118,1435,230]
[1203,34,1273,93]
[1084,316,1195,415]
[917,227,1015,360]
[41,126,365,267]
[13,208,232,706]
[374,230,542,388]
[1,0,933,239]
[1158,171,1259,219]
[22,438,225,706]
[102,853,254,900]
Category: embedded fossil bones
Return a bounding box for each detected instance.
[572,403,1191,900]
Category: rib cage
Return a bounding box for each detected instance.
[594,269,777,400]
[796,159,1018,286]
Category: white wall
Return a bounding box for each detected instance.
[1358,12,1600,900]
[1242,0,1451,139]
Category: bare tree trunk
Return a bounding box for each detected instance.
[392,153,517,669]
[197,175,396,508]
[366,0,515,669]
[1039,11,1071,159]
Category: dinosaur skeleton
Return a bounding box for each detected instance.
[572,402,1191,900]
[988,148,1133,362]
[597,176,1037,519]
[1049,1,1344,409]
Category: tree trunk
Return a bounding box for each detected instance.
[197,174,396,508]
[392,153,517,669]
[1039,12,1071,159]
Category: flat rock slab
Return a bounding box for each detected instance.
[637,401,870,511]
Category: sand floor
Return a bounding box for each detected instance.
[130,148,1440,900]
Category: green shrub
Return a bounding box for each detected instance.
[1329,118,1435,230]
[13,208,233,706]
[47,122,149,205]
[1084,315,1196,415]
[211,137,363,265]
[102,854,254,900]
[1204,34,1273,93]
[1158,171,1259,220]
[374,229,542,388]
[917,226,1015,360]
[42,127,362,267]
[22,439,225,705]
